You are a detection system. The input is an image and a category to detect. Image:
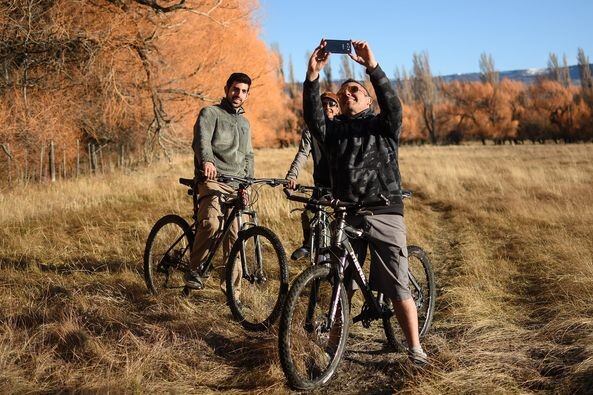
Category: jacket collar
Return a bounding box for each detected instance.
[337,107,374,121]
[220,98,245,115]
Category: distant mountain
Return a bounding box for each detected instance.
[440,64,591,85]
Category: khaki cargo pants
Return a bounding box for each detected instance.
[190,180,242,296]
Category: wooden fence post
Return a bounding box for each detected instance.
[62,145,66,179]
[49,140,56,182]
[99,147,104,174]
[121,144,125,169]
[39,143,45,182]
[24,149,28,183]
[7,143,11,185]
[92,144,98,174]
[1,143,12,185]
[87,143,93,174]
[76,140,80,177]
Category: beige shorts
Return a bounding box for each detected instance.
[344,213,411,301]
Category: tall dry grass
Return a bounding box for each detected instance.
[0,144,592,393]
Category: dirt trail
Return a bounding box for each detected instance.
[317,191,466,393]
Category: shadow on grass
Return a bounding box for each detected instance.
[200,330,279,389]
[0,256,140,274]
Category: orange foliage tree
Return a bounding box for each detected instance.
[0,0,295,184]
[520,80,592,143]
[440,80,522,144]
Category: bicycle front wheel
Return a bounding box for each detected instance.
[144,214,194,295]
[383,245,436,350]
[226,226,288,331]
[279,264,350,390]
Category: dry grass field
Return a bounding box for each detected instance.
[1,144,592,393]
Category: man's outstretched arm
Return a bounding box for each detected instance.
[349,40,402,137]
[303,41,330,144]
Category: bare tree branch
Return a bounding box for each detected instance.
[1,143,14,160]
[158,87,218,102]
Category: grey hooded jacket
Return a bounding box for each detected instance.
[192,98,254,180]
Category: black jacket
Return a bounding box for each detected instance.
[303,65,404,214]
[285,128,331,188]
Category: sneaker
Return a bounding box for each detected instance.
[291,246,310,261]
[408,346,429,367]
[184,270,204,290]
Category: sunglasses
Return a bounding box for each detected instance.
[322,100,338,108]
[338,84,368,97]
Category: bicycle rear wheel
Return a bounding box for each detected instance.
[383,245,436,350]
[279,264,350,390]
[144,214,193,295]
[226,226,288,331]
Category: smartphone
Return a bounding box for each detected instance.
[324,39,352,54]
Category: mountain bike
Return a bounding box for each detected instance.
[278,188,436,390]
[143,175,290,331]
[290,185,332,266]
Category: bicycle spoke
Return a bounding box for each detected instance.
[226,226,288,331]
[144,215,192,294]
[279,265,349,389]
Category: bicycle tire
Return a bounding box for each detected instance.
[144,214,194,295]
[279,264,350,390]
[383,245,436,350]
[226,226,289,331]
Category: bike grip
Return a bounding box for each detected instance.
[283,188,311,204]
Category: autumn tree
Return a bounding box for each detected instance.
[479,53,499,85]
[577,48,593,109]
[412,51,441,143]
[519,79,591,143]
[340,56,354,80]
[441,80,521,144]
[394,67,414,104]
[323,61,334,92]
[548,52,571,88]
[0,0,296,184]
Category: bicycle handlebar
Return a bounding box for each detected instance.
[283,186,413,210]
[216,175,291,188]
[180,175,291,189]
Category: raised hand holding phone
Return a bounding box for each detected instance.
[349,40,378,70]
[307,39,330,81]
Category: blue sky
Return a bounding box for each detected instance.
[257,0,593,80]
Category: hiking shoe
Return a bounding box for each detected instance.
[408,346,429,367]
[291,246,310,261]
[184,270,204,290]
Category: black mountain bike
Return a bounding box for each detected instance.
[143,175,290,331]
[278,188,436,390]
[290,185,332,266]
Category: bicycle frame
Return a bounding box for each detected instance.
[309,205,331,266]
[313,209,388,330]
[194,203,260,281]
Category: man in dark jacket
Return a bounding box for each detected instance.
[303,39,427,365]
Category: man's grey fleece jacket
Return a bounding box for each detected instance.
[192,98,254,180]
